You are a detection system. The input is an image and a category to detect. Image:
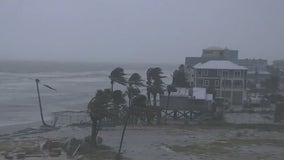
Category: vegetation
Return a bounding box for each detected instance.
[172,64,189,88]
[146,67,165,106]
[88,66,167,156]
[88,89,125,146]
[265,67,280,93]
[165,84,177,123]
[109,67,127,92]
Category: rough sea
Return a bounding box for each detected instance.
[0,61,176,127]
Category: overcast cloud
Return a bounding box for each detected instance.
[0,0,283,63]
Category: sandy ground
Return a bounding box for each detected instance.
[1,123,284,160]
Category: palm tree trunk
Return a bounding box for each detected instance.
[91,119,97,146]
[36,79,47,126]
[117,112,130,157]
[153,93,161,124]
[146,89,151,106]
[165,92,170,124]
[153,93,157,107]
[111,81,114,93]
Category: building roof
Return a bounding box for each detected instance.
[193,60,247,70]
[247,71,271,75]
[203,46,224,50]
[185,57,226,66]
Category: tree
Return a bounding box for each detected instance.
[172,64,189,87]
[88,89,117,146]
[128,73,144,88]
[146,67,165,106]
[117,73,145,158]
[146,68,153,105]
[112,90,127,122]
[35,79,56,127]
[131,95,148,122]
[127,73,144,106]
[265,69,280,93]
[109,67,127,92]
[145,67,165,124]
[165,84,177,123]
[117,94,147,158]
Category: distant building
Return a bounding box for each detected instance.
[273,60,284,69]
[233,59,270,85]
[273,60,284,91]
[185,47,270,89]
[202,47,238,60]
[193,60,248,105]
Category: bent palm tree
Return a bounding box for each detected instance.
[118,73,145,158]
[127,73,144,106]
[35,79,56,127]
[145,67,165,124]
[117,94,147,158]
[88,89,113,146]
[109,67,127,92]
[150,67,165,106]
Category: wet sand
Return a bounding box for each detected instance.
[1,123,284,160]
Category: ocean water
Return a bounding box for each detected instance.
[0,61,176,127]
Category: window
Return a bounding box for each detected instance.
[216,90,221,97]
[197,70,201,76]
[217,70,222,77]
[202,70,208,76]
[233,80,243,88]
[234,71,241,78]
[222,80,231,88]
[204,80,209,86]
[223,70,229,77]
[215,80,219,87]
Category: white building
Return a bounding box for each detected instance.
[193,60,248,105]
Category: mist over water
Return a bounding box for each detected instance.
[0,60,176,127]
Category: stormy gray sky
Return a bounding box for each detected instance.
[0,0,283,63]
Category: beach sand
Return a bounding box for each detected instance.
[1,122,284,160]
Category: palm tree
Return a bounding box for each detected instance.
[131,94,147,122]
[165,84,177,123]
[128,73,144,88]
[109,67,127,92]
[117,94,147,158]
[146,67,165,105]
[150,67,165,106]
[127,73,144,106]
[146,67,165,124]
[88,89,114,146]
[146,68,153,105]
[112,90,127,122]
[118,73,145,158]
[35,79,56,127]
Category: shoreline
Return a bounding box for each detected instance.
[0,121,42,136]
[0,110,89,137]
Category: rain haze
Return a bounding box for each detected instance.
[0,0,284,63]
[1,1,284,160]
